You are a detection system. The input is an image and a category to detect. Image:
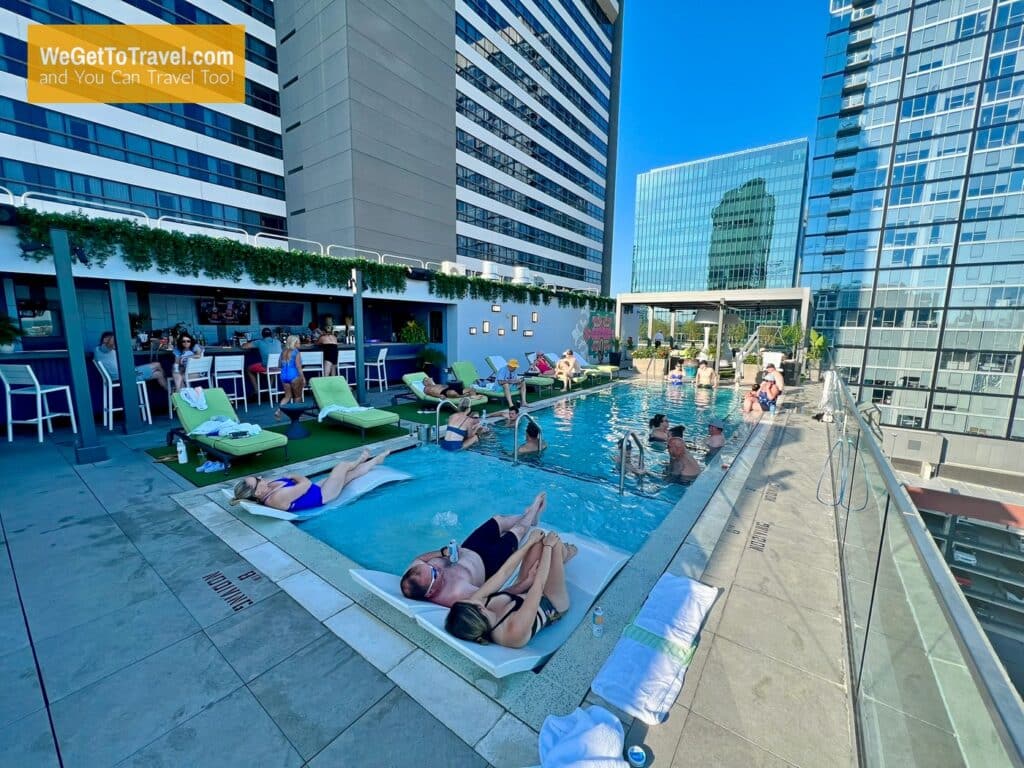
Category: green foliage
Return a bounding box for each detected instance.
[427,272,613,312]
[418,346,446,368]
[681,346,699,359]
[0,315,20,345]
[631,346,654,359]
[398,319,428,344]
[778,324,805,358]
[744,354,760,365]
[16,208,408,295]
[807,328,828,361]
[727,321,749,346]
[680,320,702,342]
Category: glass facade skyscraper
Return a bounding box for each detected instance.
[632,140,809,306]
[804,0,1024,441]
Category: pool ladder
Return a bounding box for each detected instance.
[512,411,542,464]
[434,399,460,444]
[618,431,646,496]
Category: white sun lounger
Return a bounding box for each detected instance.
[350,531,630,677]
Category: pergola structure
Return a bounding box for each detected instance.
[615,287,813,372]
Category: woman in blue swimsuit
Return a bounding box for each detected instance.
[440,397,483,452]
[445,529,576,648]
[274,335,305,420]
[230,449,390,512]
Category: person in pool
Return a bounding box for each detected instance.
[518,421,547,455]
[666,437,702,483]
[695,360,718,388]
[445,529,576,648]
[649,413,670,443]
[401,492,548,608]
[666,363,684,385]
[440,397,484,451]
[230,449,391,512]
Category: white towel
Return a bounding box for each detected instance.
[317,404,369,422]
[188,416,236,436]
[591,574,719,725]
[179,387,208,410]
[538,706,627,768]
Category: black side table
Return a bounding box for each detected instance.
[279,402,315,439]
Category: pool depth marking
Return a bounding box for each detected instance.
[204,569,261,611]
[748,521,771,552]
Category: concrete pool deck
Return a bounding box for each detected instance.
[1,380,855,766]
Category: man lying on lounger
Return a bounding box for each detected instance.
[230,449,390,513]
[422,375,477,399]
[400,491,548,607]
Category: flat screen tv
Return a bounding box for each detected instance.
[197,298,251,325]
[257,301,304,326]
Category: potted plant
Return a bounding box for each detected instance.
[399,319,428,344]
[0,315,19,353]
[608,337,622,367]
[742,354,760,384]
[630,345,657,374]
[806,329,827,382]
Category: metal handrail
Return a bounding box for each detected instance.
[831,366,1024,761]
[512,411,541,464]
[326,244,383,262]
[253,232,325,255]
[0,185,14,205]
[381,253,425,268]
[156,216,250,242]
[21,192,152,224]
[435,399,460,444]
[617,430,645,496]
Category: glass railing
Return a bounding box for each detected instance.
[821,364,1024,766]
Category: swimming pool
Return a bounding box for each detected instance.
[477,381,740,488]
[301,381,742,573]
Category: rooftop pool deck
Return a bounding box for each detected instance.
[173,379,775,729]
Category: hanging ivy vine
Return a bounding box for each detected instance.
[16,208,613,310]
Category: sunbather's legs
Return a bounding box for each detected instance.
[320,449,388,502]
[501,382,514,409]
[490,490,545,541]
[508,535,575,595]
[542,537,571,613]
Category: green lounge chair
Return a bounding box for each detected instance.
[449,361,508,402]
[402,372,488,406]
[173,388,288,459]
[573,352,618,381]
[311,377,400,437]
[483,355,555,391]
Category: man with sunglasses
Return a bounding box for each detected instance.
[400,491,546,607]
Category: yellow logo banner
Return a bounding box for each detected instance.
[27,24,245,103]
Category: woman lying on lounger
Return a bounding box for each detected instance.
[230,449,390,512]
[445,529,576,648]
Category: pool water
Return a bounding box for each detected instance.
[300,447,670,573]
[476,381,740,492]
[301,382,742,574]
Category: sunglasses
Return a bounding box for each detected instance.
[425,565,439,597]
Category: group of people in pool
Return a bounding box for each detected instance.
[401,491,577,649]
[439,399,546,455]
[666,359,718,388]
[614,412,726,483]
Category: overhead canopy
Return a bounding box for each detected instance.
[615,287,812,334]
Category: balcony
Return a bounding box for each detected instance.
[840,94,866,113]
[847,27,874,49]
[847,50,871,69]
[850,5,876,27]
[832,162,857,177]
[830,181,855,196]
[843,72,868,92]
[837,116,863,137]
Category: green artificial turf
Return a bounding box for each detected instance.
[147,419,408,487]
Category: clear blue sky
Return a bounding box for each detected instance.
[608,3,831,294]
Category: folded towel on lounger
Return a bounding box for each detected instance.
[590,573,719,725]
[179,387,208,410]
[317,404,370,422]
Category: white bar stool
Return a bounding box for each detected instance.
[0,364,78,443]
[337,350,356,382]
[301,350,324,393]
[364,347,388,391]
[92,359,152,429]
[256,353,281,406]
[214,355,247,413]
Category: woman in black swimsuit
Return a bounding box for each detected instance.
[445,529,576,648]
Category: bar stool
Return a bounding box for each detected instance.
[0,364,78,443]
[256,353,281,406]
[168,356,213,418]
[301,350,324,394]
[337,350,356,382]
[92,359,152,429]
[364,347,389,391]
[213,355,247,413]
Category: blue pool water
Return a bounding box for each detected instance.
[301,382,742,574]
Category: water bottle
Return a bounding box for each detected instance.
[482,409,488,421]
[447,539,459,564]
[175,438,188,465]
[592,606,605,638]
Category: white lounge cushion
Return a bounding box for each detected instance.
[223,466,411,522]
[349,569,440,617]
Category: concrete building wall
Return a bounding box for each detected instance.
[276,0,456,261]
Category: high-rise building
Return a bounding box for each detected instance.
[804,0,1024,450]
[277,0,622,292]
[631,140,809,321]
[0,0,287,236]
